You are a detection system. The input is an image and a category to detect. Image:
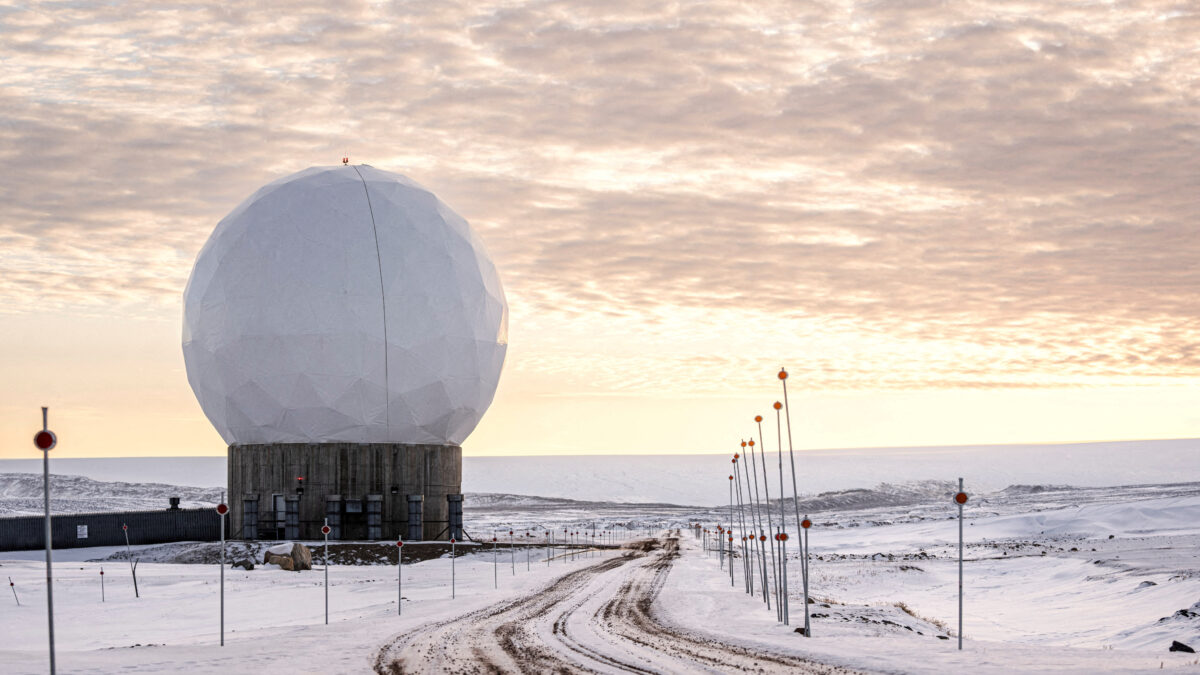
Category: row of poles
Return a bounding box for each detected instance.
[700,367,972,649]
[705,368,813,634]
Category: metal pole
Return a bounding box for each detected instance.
[781,531,789,625]
[546,532,551,567]
[748,435,770,608]
[802,518,811,636]
[774,406,788,621]
[733,459,750,594]
[493,536,498,588]
[728,476,735,587]
[99,568,104,602]
[397,542,402,616]
[510,530,515,576]
[526,534,530,570]
[323,518,329,625]
[781,370,810,637]
[958,476,964,651]
[8,576,19,606]
[451,539,456,599]
[739,442,760,597]
[41,407,56,675]
[756,436,777,615]
[219,506,225,646]
[122,524,138,598]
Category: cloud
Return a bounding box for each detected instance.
[1,0,1197,392]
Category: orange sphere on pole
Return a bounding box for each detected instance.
[801,519,812,529]
[741,441,747,447]
[748,439,755,446]
[754,415,762,423]
[734,452,740,459]
[955,492,968,505]
[728,475,733,480]
[773,401,782,410]
[778,369,788,380]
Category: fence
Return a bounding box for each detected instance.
[0,508,220,552]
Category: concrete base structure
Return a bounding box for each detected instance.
[227,443,461,542]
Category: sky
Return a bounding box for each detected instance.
[1,0,1198,459]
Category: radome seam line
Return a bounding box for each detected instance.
[353,165,390,432]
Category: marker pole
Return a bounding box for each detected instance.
[801,516,812,636]
[8,576,18,606]
[323,518,329,625]
[958,477,964,650]
[493,535,498,588]
[397,541,403,616]
[99,568,104,602]
[779,368,810,637]
[510,530,515,576]
[748,434,770,609]
[728,475,735,587]
[451,539,456,599]
[39,407,56,675]
[775,408,788,624]
[219,506,225,646]
[122,524,138,598]
[780,531,789,626]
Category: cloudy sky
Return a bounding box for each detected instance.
[2,0,1198,458]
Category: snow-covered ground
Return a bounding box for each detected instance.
[1,471,1199,672]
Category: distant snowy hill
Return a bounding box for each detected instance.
[0,438,1196,507]
[0,473,222,516]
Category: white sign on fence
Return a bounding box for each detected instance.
[76,525,88,539]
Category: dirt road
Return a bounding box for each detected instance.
[373,534,858,674]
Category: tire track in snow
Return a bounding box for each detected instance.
[374,536,858,674]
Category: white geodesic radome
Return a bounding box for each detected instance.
[182,165,508,446]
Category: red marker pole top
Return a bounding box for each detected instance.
[779,533,789,541]
[216,503,229,515]
[34,430,57,451]
[759,535,766,542]
[321,525,331,535]
[955,492,969,505]
[801,519,812,529]
[778,369,788,380]
[450,538,456,544]
[741,441,747,447]
[748,439,755,447]
[773,401,782,410]
[754,415,762,423]
[396,541,403,548]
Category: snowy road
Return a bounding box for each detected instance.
[374,534,856,674]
